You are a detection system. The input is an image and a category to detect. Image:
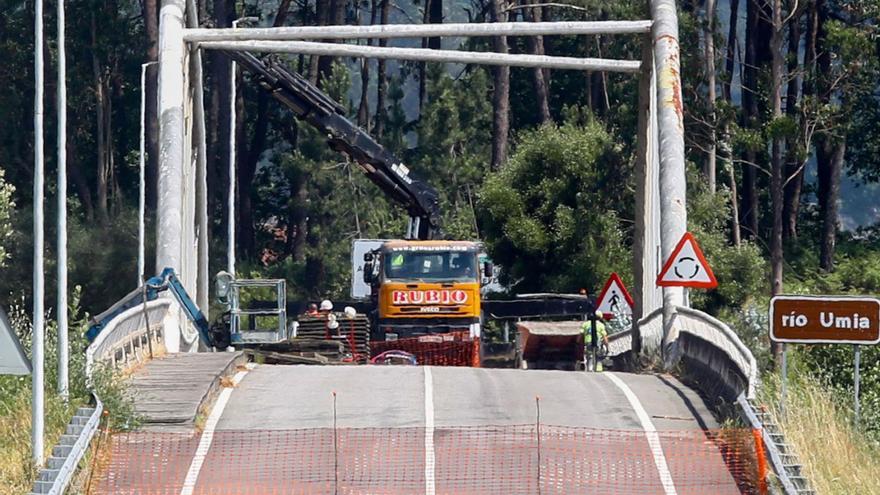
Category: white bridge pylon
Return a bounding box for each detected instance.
[156,0,686,363]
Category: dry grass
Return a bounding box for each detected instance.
[0,379,79,494]
[763,376,880,494]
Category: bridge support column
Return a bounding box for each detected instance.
[157,0,185,276]
[158,0,199,351]
[633,34,662,365]
[651,0,687,369]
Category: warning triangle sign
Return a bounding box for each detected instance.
[656,232,718,288]
[596,273,634,319]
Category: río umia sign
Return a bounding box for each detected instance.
[770,295,880,345]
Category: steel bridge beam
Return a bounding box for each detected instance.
[199,40,642,73]
[184,20,653,42]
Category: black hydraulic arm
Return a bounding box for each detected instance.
[223,51,441,240]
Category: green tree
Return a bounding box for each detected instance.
[478,114,630,294]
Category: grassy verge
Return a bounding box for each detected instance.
[760,373,880,494]
[0,287,144,495]
[0,377,83,493]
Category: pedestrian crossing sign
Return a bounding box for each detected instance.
[596,273,633,319]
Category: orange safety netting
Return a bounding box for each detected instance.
[370,331,480,367]
[89,426,767,495]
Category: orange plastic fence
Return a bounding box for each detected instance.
[370,331,480,367]
[89,426,766,494]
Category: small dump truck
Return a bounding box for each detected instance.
[514,321,585,371]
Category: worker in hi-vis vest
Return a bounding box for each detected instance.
[582,310,608,371]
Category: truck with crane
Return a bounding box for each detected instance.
[224,51,492,341]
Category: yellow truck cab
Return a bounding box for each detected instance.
[363,240,488,340]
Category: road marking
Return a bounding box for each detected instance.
[603,373,678,495]
[180,363,253,495]
[424,366,436,495]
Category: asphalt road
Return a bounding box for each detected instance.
[97,365,752,494]
[216,365,719,430]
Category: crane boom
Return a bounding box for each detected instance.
[224,51,441,239]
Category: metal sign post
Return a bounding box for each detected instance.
[854,344,861,428]
[780,343,787,415]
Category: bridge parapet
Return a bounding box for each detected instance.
[86,298,174,375]
[608,306,758,401]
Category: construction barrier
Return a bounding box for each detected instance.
[89,426,766,494]
[370,331,480,367]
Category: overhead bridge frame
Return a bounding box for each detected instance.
[156,4,686,364]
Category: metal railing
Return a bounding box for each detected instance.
[86,298,171,375]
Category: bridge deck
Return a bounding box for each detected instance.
[97,364,758,494]
[129,351,245,431]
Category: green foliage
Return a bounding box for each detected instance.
[0,167,14,268]
[478,115,631,293]
[0,203,142,314]
[686,169,767,311]
[415,66,491,241]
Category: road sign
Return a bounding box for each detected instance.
[770,295,880,344]
[656,232,717,288]
[596,273,633,318]
[0,307,31,375]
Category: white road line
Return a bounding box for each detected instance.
[603,373,678,495]
[424,366,436,495]
[180,363,254,495]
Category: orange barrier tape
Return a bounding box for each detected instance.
[370,331,480,367]
[90,427,767,494]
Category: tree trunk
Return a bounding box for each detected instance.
[489,0,509,170]
[819,140,844,272]
[309,0,329,84]
[741,0,768,239]
[66,134,95,220]
[814,0,839,273]
[723,124,742,247]
[374,0,390,138]
[524,0,551,124]
[91,14,110,225]
[315,0,347,85]
[704,0,717,194]
[210,0,232,238]
[357,0,377,130]
[722,0,740,244]
[722,0,738,102]
[143,0,160,210]
[783,7,803,240]
[236,84,254,257]
[419,0,442,112]
[769,0,785,363]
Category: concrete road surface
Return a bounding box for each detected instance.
[96,365,755,494]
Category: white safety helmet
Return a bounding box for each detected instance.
[327,314,339,330]
[320,300,333,311]
[344,306,357,318]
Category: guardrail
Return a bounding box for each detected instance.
[86,298,172,375]
[607,305,757,401]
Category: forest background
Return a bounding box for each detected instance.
[1,0,879,445]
